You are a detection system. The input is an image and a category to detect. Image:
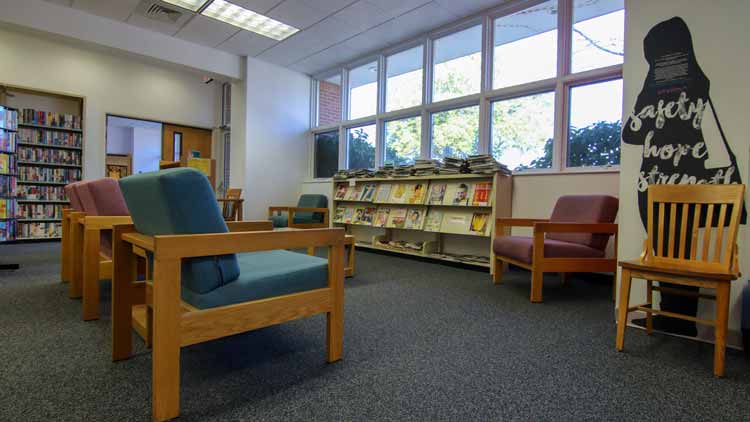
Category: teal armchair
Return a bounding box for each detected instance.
[269,194,329,229]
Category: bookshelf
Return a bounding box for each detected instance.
[0,105,18,247]
[4,88,84,241]
[331,172,512,269]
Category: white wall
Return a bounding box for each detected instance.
[105,126,133,155]
[0,26,220,180]
[132,126,161,174]
[242,57,311,219]
[619,0,750,346]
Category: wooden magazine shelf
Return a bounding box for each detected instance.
[332,172,511,270]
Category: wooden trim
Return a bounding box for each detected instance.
[69,211,86,298]
[533,222,618,234]
[112,224,138,361]
[495,218,548,227]
[121,232,155,252]
[226,221,273,232]
[151,228,345,259]
[82,215,132,229]
[635,304,715,326]
[60,208,72,283]
[180,288,333,347]
[151,257,182,422]
[652,285,716,300]
[539,258,616,272]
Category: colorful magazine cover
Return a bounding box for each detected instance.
[387,208,407,228]
[375,184,392,203]
[390,184,408,203]
[424,210,444,232]
[472,182,491,206]
[362,207,376,225]
[333,206,346,223]
[408,183,427,204]
[361,184,377,202]
[450,183,471,206]
[470,213,489,235]
[334,184,348,200]
[343,207,354,223]
[428,183,447,205]
[404,208,425,230]
[373,207,390,227]
[353,207,366,224]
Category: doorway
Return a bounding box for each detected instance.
[105,115,162,178]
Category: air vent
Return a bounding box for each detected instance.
[135,1,184,24]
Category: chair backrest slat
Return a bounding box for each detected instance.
[645,184,744,274]
[678,202,689,259]
[667,202,677,258]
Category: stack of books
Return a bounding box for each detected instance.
[333,168,375,179]
[393,165,413,177]
[413,159,441,176]
[466,155,511,175]
[440,157,467,174]
[374,163,394,178]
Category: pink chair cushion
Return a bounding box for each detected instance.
[493,236,605,264]
[546,195,619,251]
[64,182,84,212]
[87,178,129,216]
[73,181,99,215]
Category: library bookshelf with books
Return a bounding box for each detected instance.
[331,172,511,269]
[0,105,18,243]
[1,86,84,240]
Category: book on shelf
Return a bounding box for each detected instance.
[404,208,425,230]
[0,153,14,174]
[0,130,17,153]
[17,146,81,165]
[373,207,390,227]
[0,174,16,197]
[374,184,392,203]
[441,212,470,234]
[0,199,12,218]
[0,107,18,130]
[469,212,490,235]
[407,183,427,204]
[471,182,492,206]
[428,183,447,205]
[345,184,363,201]
[386,207,407,228]
[0,219,14,242]
[334,184,348,200]
[18,128,82,148]
[389,184,408,203]
[343,207,354,224]
[444,182,472,206]
[20,108,81,130]
[360,183,377,202]
[333,206,345,223]
[424,209,444,232]
[361,207,376,225]
[18,221,62,238]
[16,184,66,201]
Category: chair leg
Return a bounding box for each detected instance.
[307,246,316,256]
[152,258,182,422]
[327,244,345,363]
[69,218,83,299]
[560,272,569,287]
[616,269,633,351]
[645,280,653,335]
[345,241,355,278]
[714,282,730,377]
[530,267,543,303]
[492,259,504,285]
[82,228,100,321]
[112,226,136,362]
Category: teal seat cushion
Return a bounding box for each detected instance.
[118,168,240,294]
[181,250,329,309]
[270,214,289,228]
[296,194,327,224]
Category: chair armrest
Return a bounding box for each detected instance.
[496,218,549,227]
[226,220,273,232]
[82,216,133,230]
[122,228,346,259]
[288,207,329,226]
[217,198,244,203]
[533,222,618,234]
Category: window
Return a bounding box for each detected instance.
[567,79,623,167]
[385,46,423,112]
[348,62,378,120]
[571,0,624,73]
[385,116,422,165]
[491,92,555,171]
[314,130,339,178]
[493,1,557,89]
[317,74,342,126]
[430,105,479,160]
[432,25,482,102]
[347,124,376,169]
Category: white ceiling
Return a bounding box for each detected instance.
[40,0,508,76]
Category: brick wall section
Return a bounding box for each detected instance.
[318,80,341,126]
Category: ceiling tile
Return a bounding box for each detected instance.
[217,30,279,56]
[289,43,357,74]
[266,0,331,29]
[257,15,359,66]
[357,1,457,47]
[175,14,239,47]
[72,0,140,21]
[42,0,73,6]
[331,1,390,32]
[365,0,431,18]
[293,0,356,15]
[126,6,194,36]
[434,0,508,17]
[231,0,285,14]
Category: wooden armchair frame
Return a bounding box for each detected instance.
[268,206,330,229]
[60,208,74,284]
[69,212,134,320]
[493,218,619,302]
[111,221,345,422]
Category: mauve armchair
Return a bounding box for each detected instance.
[492,195,619,303]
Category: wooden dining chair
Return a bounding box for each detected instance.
[218,188,243,221]
[617,184,745,377]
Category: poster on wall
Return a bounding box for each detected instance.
[622,17,747,337]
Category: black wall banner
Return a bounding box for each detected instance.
[622,17,746,336]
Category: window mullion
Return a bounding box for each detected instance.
[555,0,573,171]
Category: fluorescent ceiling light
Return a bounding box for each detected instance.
[160,0,209,12]
[201,0,299,41]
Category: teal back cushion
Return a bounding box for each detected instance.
[118,168,240,294]
[295,194,327,223]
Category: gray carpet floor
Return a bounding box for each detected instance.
[2,243,750,421]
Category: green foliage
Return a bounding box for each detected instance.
[348,128,375,169]
[314,132,338,178]
[518,120,622,170]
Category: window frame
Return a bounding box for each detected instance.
[309,0,623,179]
